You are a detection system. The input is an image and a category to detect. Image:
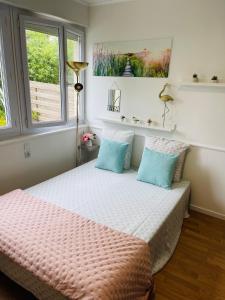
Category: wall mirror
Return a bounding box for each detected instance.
[107,89,121,112]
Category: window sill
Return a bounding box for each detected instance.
[0,124,88,146]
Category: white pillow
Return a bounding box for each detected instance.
[145,136,189,182]
[102,128,134,170]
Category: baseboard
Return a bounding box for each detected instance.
[190,205,225,220]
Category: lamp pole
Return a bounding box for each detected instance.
[74,75,83,167]
[66,61,89,167]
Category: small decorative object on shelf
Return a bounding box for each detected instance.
[81,132,96,148]
[192,73,198,82]
[147,118,152,126]
[132,116,139,124]
[99,117,176,133]
[120,115,126,122]
[211,75,218,83]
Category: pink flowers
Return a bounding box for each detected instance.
[81,132,96,144]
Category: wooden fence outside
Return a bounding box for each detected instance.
[30,81,76,122]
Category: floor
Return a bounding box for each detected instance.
[155,211,225,300]
[0,211,224,300]
[0,272,35,299]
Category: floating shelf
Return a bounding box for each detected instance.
[99,117,176,133]
[179,82,225,88]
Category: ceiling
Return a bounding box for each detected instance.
[74,0,135,6]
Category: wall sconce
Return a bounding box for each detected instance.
[159,83,174,127]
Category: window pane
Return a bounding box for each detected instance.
[25,24,62,123]
[0,46,9,128]
[66,32,80,120]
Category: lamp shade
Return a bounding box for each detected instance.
[66,61,89,76]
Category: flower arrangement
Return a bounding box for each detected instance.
[81,132,96,145]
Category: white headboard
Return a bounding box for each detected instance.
[89,122,175,168]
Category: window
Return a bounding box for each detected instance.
[0,3,85,140]
[25,23,63,124]
[20,16,84,129]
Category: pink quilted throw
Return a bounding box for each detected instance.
[0,190,153,300]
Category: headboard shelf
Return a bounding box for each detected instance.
[99,117,176,133]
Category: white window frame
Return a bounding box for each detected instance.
[20,16,66,128]
[0,4,20,139]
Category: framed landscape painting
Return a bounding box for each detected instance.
[93,38,172,78]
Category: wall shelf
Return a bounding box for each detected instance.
[179,82,225,88]
[99,117,176,133]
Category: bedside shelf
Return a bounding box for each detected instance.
[99,117,176,133]
[179,82,225,88]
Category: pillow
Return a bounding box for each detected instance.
[137,148,179,189]
[145,136,189,182]
[95,138,129,173]
[102,128,134,170]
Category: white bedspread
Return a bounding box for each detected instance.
[0,160,190,299]
[27,160,190,273]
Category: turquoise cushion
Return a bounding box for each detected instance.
[137,148,179,189]
[95,139,129,173]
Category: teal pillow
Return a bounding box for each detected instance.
[95,139,129,173]
[137,148,179,189]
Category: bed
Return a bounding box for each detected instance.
[0,160,190,299]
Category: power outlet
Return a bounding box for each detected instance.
[24,143,31,159]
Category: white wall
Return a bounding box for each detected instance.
[86,0,225,218]
[0,129,79,195]
[0,0,89,26]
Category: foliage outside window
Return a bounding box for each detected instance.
[0,80,6,126]
[24,28,80,124]
[0,47,7,127]
[26,30,59,84]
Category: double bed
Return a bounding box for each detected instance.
[0,160,190,299]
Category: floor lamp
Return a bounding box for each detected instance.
[66,61,89,167]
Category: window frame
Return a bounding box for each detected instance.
[20,15,68,128]
[0,4,21,139]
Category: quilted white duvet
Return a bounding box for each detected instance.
[0,160,190,299]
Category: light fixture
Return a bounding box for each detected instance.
[159,83,174,128]
[66,61,89,167]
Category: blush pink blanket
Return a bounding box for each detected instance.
[0,189,153,300]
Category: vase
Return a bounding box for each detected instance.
[86,140,92,147]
